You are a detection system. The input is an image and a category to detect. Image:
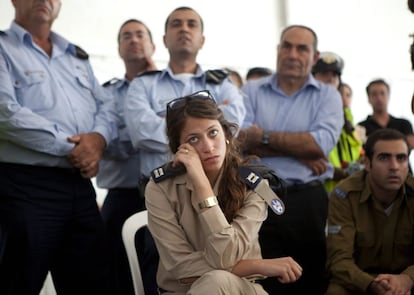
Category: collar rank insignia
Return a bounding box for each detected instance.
[151,162,187,183]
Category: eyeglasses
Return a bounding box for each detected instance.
[166,90,216,114]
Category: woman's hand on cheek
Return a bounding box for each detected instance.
[174,144,207,183]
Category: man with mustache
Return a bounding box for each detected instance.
[239,25,343,294]
[326,128,414,295]
[0,0,116,294]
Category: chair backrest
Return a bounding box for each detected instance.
[122,210,148,295]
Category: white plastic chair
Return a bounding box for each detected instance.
[122,210,148,295]
[39,272,56,295]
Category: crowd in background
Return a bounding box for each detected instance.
[1,1,414,295]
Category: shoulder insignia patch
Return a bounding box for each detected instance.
[239,166,285,215]
[102,78,121,87]
[334,187,348,199]
[74,45,89,60]
[137,70,161,78]
[327,225,342,234]
[245,164,287,198]
[151,162,186,183]
[205,69,228,84]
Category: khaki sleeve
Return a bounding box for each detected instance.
[327,191,374,293]
[402,265,414,284]
[199,190,267,270]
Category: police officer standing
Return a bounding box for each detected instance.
[326,129,414,294]
[97,19,158,295]
[0,1,117,294]
[125,6,245,185]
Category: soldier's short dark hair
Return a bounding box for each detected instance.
[364,129,410,161]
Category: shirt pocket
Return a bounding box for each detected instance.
[74,74,97,114]
[75,73,94,95]
[355,230,376,266]
[75,73,92,90]
[394,229,414,260]
[14,70,53,112]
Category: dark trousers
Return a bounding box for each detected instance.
[259,182,328,295]
[0,163,111,295]
[100,181,159,295]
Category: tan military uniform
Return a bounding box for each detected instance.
[145,171,269,295]
[326,170,414,294]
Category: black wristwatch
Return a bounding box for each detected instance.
[262,130,270,145]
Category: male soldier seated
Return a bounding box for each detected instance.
[326,129,414,295]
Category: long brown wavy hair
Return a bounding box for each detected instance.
[166,94,249,222]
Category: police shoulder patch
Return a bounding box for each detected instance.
[205,69,228,84]
[74,45,89,60]
[102,78,121,87]
[327,225,342,234]
[151,162,186,183]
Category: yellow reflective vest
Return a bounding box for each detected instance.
[325,108,363,193]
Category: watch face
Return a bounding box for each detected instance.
[262,131,269,145]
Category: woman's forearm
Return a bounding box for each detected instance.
[231,257,303,284]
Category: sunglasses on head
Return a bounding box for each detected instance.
[166,90,216,114]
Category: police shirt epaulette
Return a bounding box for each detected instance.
[239,166,263,191]
[245,164,287,198]
[239,166,285,215]
[334,187,348,199]
[102,78,121,87]
[205,69,228,84]
[151,162,186,183]
[136,70,161,78]
[74,45,89,60]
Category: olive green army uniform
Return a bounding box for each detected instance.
[326,171,414,294]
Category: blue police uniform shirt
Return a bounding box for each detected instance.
[125,65,246,177]
[242,73,343,185]
[96,78,140,188]
[0,22,117,168]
